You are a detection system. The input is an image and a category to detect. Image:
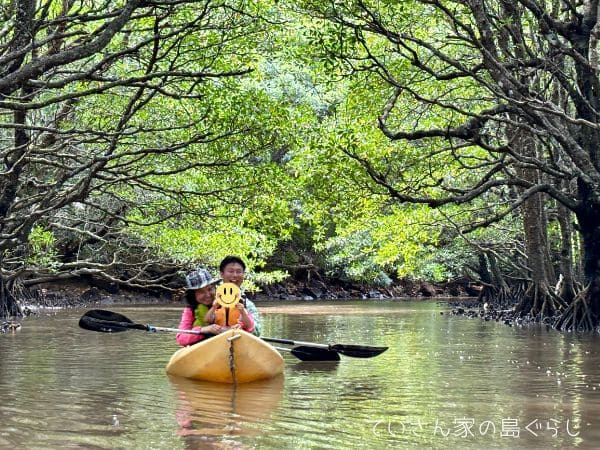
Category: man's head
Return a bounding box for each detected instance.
[219,256,246,287]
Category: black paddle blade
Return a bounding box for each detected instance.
[291,345,341,362]
[79,309,147,333]
[261,336,388,359]
[83,309,132,322]
[330,344,389,358]
[79,315,129,332]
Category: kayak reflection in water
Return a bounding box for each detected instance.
[171,374,284,440]
[176,259,258,346]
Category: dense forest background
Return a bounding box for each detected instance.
[2,0,600,331]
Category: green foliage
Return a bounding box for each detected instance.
[274,1,525,285]
[123,70,309,283]
[27,226,60,271]
[1,0,533,302]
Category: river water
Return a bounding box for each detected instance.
[1,299,600,449]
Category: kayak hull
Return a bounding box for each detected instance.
[165,329,285,383]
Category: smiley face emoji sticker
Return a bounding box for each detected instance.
[215,283,241,308]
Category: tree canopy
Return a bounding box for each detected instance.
[3,0,600,332]
[290,0,600,329]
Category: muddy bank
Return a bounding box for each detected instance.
[253,277,482,301]
[3,276,485,330]
[446,302,557,328]
[12,276,481,317]
[20,280,479,315]
[14,280,172,317]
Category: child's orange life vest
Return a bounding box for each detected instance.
[214,305,241,327]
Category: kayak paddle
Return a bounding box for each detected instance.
[78,309,341,361]
[260,336,388,359]
[276,345,340,361]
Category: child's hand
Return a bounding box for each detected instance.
[203,324,222,334]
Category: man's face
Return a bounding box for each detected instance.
[221,263,245,286]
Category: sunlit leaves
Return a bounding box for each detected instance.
[2,0,536,297]
[27,226,60,271]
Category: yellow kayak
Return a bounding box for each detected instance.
[165,329,285,383]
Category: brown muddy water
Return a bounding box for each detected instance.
[1,299,600,449]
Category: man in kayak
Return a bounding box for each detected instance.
[213,255,262,337]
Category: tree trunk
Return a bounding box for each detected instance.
[556,196,578,303]
[507,121,561,318]
[477,251,513,305]
[555,179,600,330]
[576,185,600,317]
[516,189,563,318]
[0,267,21,319]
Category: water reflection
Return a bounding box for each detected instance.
[291,360,340,374]
[4,302,600,448]
[169,374,284,447]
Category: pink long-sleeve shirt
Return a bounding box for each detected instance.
[175,306,255,346]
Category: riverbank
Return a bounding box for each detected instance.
[252,276,482,301]
[12,275,481,317]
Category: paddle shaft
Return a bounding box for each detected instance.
[79,309,383,360]
[84,316,204,335]
[130,325,339,359]
[262,336,330,350]
[148,325,202,334]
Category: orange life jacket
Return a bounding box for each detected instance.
[214,306,241,327]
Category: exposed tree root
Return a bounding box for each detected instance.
[514,282,567,320]
[458,279,600,333]
[553,284,597,332]
[478,282,515,306]
[0,279,31,319]
[470,280,568,327]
